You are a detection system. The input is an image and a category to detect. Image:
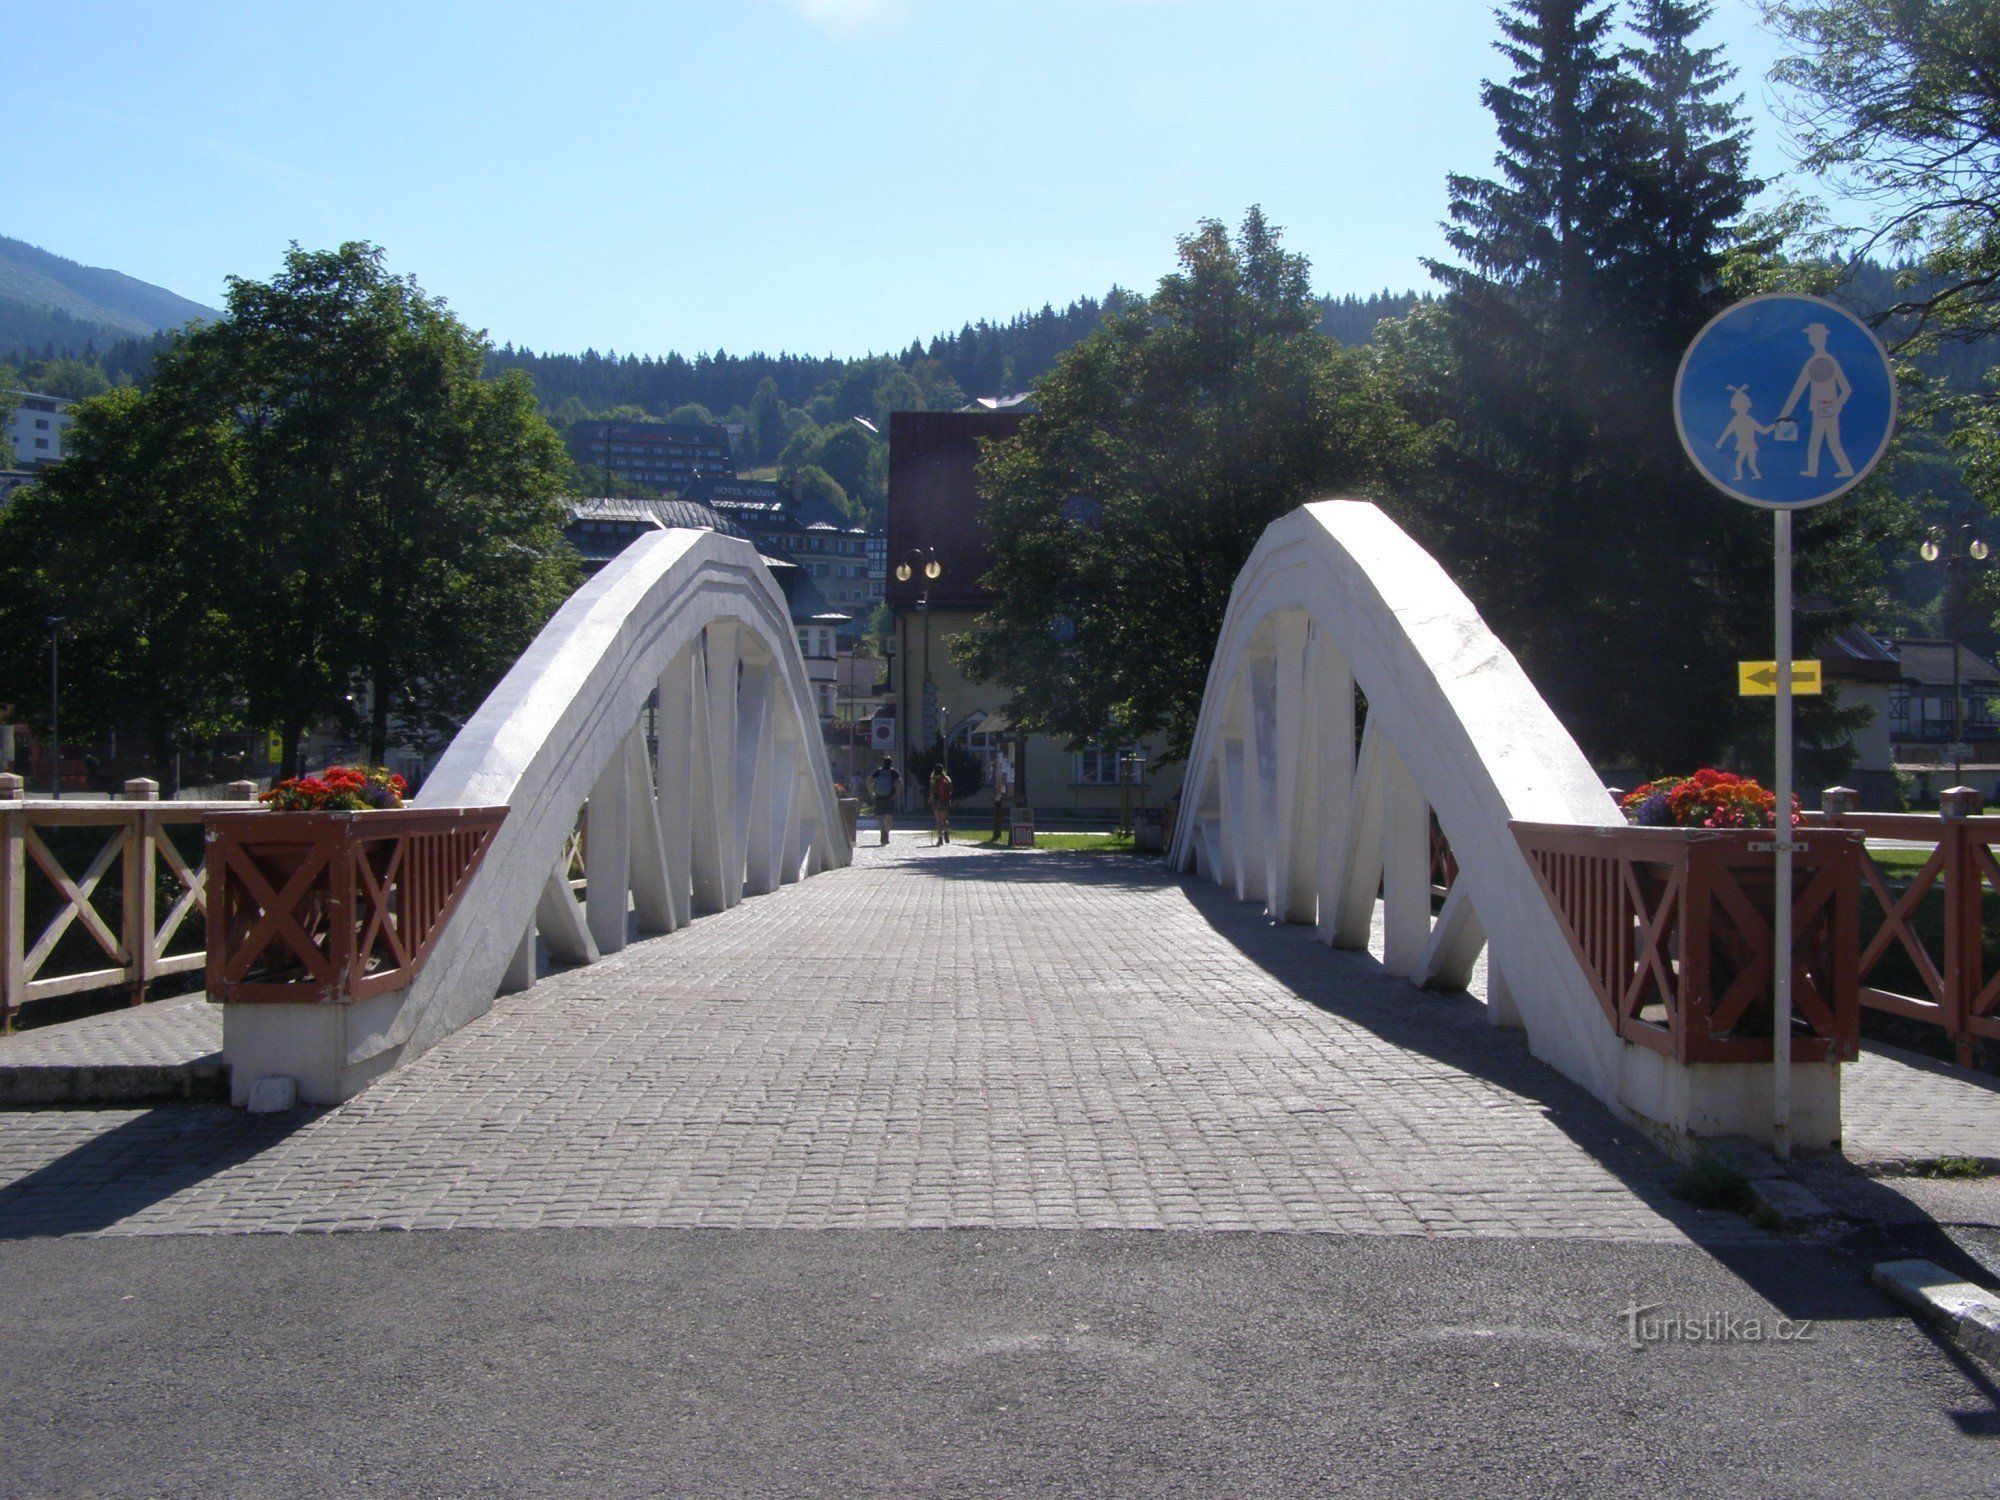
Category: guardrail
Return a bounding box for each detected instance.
[0,772,261,1030]
[1807,786,2000,1066]
[1512,821,1862,1065]
[205,805,504,1005]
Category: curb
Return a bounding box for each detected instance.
[0,1061,228,1107]
[1872,1259,2000,1371]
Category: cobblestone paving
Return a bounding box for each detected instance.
[0,994,218,1068]
[0,836,1763,1242]
[1838,1043,2000,1167]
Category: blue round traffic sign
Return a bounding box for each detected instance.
[1673,293,1896,508]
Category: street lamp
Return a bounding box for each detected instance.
[896,548,943,746]
[1920,522,1991,781]
[45,615,65,800]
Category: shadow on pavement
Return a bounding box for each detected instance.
[1007,857,1997,1337]
[887,843,1171,892]
[0,1105,316,1237]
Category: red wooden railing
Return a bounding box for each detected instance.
[205,806,506,1005]
[1511,822,1862,1065]
[1805,795,2000,1066]
[1429,814,1458,900]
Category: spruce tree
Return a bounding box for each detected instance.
[1622,0,1757,351]
[1422,0,1641,757]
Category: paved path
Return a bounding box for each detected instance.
[9,1228,1997,1499]
[6,836,1998,1494]
[3,835,1755,1242]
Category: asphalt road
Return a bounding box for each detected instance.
[2,1228,1994,1497]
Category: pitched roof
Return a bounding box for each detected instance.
[1890,638,2000,687]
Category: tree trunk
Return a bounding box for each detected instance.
[369,678,391,766]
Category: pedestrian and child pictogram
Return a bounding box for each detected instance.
[1673,293,1897,509]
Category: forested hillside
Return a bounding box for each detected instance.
[478,288,1426,422]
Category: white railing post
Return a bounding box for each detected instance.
[121,786,160,1006]
[1,787,21,1029]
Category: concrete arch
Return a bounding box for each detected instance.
[227,529,848,1100]
[1169,500,1836,1142]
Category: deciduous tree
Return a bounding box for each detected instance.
[0,243,578,778]
[956,208,1428,760]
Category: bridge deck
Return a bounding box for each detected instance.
[0,836,1992,1239]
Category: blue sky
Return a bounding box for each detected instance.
[15,0,1825,360]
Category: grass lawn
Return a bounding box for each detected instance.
[1866,847,1936,882]
[948,827,1139,853]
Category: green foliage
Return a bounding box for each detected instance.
[955,208,1428,761]
[1404,0,1892,771]
[748,376,785,464]
[1674,1158,1759,1216]
[479,289,1409,441]
[0,383,247,755]
[20,354,111,401]
[0,242,579,778]
[780,418,887,525]
[0,362,16,465]
[792,463,850,517]
[1912,1156,1990,1180]
[1765,0,2000,343]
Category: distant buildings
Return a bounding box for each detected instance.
[6,391,73,467]
[560,493,878,773]
[567,419,733,492]
[885,408,1185,818]
[561,495,749,574]
[683,476,878,613]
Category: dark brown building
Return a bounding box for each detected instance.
[884,409,1025,611]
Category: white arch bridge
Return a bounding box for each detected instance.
[225,505,1839,1148]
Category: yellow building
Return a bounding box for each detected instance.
[885,410,1182,823]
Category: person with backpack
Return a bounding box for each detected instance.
[868,755,901,845]
[929,763,954,845]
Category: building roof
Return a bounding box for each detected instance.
[565,495,750,541]
[686,476,867,537]
[1890,638,2000,688]
[6,389,74,411]
[1821,626,1903,684]
[568,418,729,446]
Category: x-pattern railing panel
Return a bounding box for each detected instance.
[206,808,505,1005]
[1806,807,2000,1064]
[2,798,235,1025]
[1514,824,1860,1064]
[23,824,130,975]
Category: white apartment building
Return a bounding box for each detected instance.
[7,391,74,466]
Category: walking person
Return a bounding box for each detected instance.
[929,762,954,845]
[989,748,1015,842]
[869,755,901,846]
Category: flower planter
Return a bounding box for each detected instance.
[205,805,506,1005]
[1511,822,1863,1064]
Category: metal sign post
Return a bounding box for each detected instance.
[1773,508,1794,1155]
[1674,293,1897,1158]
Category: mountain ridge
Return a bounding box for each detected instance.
[0,234,218,350]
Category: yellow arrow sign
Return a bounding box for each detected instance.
[1738,660,1822,696]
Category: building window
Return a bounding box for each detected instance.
[1072,743,1142,785]
[950,715,999,770]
